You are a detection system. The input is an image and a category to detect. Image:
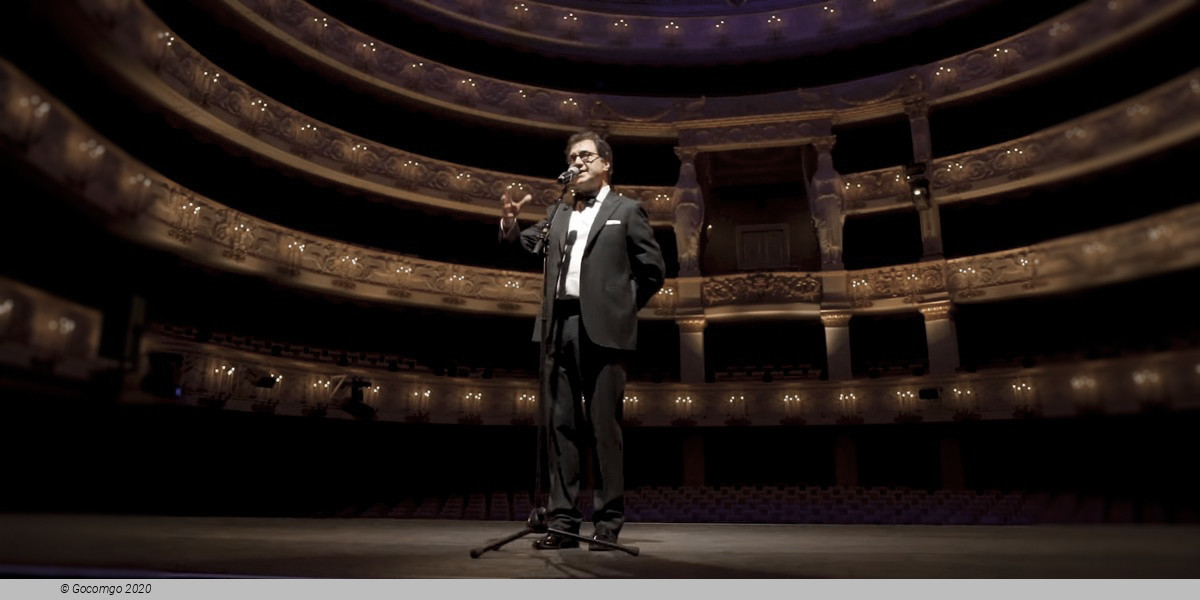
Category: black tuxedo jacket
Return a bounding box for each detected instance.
[504,191,665,351]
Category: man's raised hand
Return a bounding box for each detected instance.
[501,189,533,229]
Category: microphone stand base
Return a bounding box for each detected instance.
[469,508,641,558]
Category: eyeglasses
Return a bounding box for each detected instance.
[566,150,601,165]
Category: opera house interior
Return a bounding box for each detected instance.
[1,0,1199,577]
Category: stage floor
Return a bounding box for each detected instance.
[1,514,1198,578]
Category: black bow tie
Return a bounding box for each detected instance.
[572,192,597,210]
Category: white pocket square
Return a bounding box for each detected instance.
[605,219,621,225]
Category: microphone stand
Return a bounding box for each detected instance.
[532,177,572,257]
[471,177,640,559]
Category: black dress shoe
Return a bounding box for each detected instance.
[532,532,579,550]
[588,525,618,551]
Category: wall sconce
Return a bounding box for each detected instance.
[410,388,432,413]
[819,5,840,31]
[950,386,979,420]
[849,278,873,308]
[193,69,221,106]
[122,172,160,218]
[355,41,377,70]
[242,98,272,136]
[558,12,582,38]
[1010,381,1038,417]
[711,20,728,45]
[990,45,1021,76]
[662,20,681,46]
[1132,369,1165,408]
[838,391,857,415]
[782,394,803,416]
[622,394,639,419]
[309,376,333,404]
[610,18,631,44]
[508,3,531,28]
[1048,20,1077,52]
[727,394,746,416]
[1070,374,1101,413]
[673,395,695,421]
[462,391,483,414]
[305,16,329,47]
[930,65,958,94]
[66,138,107,189]
[6,93,51,147]
[765,14,784,40]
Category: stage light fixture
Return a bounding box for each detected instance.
[910,178,931,209]
[338,377,377,421]
[905,162,931,209]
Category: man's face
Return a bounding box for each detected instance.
[566,139,609,192]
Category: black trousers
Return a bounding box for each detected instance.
[542,303,626,534]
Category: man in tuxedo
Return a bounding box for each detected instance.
[500,131,665,550]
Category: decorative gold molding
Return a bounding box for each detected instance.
[62,0,1200,230]
[703,273,822,308]
[844,71,1200,214]
[64,3,680,223]
[378,0,982,61]
[677,118,824,151]
[918,302,955,321]
[194,0,1192,136]
[6,59,1200,323]
[853,265,946,305]
[142,330,1200,426]
[0,276,107,376]
[819,311,852,327]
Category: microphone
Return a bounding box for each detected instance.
[557,166,580,184]
[556,230,578,297]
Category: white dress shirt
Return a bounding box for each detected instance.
[560,185,609,299]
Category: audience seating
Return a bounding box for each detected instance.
[325,485,1196,525]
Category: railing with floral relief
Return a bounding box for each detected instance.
[841,71,1200,214]
[696,199,1200,312]
[118,0,1198,136]
[0,59,682,320]
[68,0,680,224]
[0,276,110,381]
[845,199,1200,310]
[143,330,1200,425]
[48,0,1200,237]
[5,57,1200,320]
[4,279,1193,425]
